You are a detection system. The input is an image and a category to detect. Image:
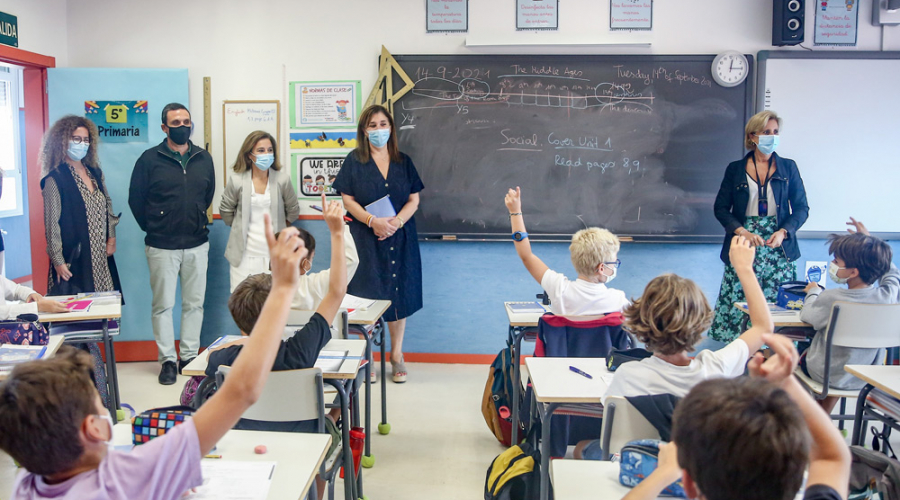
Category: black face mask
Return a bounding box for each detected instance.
[167,125,191,145]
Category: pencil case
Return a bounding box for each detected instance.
[131,405,193,445]
[0,314,49,345]
[776,281,808,310]
[607,347,652,371]
[619,439,686,497]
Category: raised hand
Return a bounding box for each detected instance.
[747,333,799,385]
[729,235,756,270]
[846,217,869,235]
[322,193,345,234]
[264,213,306,290]
[504,187,522,214]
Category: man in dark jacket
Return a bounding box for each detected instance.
[128,102,215,385]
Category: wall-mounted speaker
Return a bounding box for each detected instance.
[773,0,805,46]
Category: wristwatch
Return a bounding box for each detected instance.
[512,231,528,242]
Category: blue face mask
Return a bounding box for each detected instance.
[756,134,779,156]
[67,141,89,161]
[367,128,391,148]
[254,153,274,171]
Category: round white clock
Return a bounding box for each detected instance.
[711,51,749,88]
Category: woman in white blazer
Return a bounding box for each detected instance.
[220,131,300,291]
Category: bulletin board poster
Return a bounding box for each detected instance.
[84,100,149,143]
[610,0,652,31]
[814,0,859,46]
[292,154,344,199]
[516,0,558,31]
[290,81,360,129]
[426,0,469,33]
[290,130,357,150]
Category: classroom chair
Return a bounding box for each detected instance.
[598,396,661,461]
[216,366,343,500]
[529,313,631,458]
[793,302,900,432]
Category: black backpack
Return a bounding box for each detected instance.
[484,441,541,500]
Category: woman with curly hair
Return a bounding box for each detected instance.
[40,115,122,297]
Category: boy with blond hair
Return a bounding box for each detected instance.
[504,187,627,315]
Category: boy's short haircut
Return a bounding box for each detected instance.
[623,273,712,355]
[673,377,809,500]
[569,227,620,277]
[289,220,316,256]
[827,232,893,285]
[0,346,98,475]
[229,273,273,333]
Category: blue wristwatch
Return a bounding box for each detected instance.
[512,231,528,242]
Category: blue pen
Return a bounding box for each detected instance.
[569,365,593,379]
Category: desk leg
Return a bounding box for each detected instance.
[511,325,523,444]
[102,320,120,421]
[376,318,389,434]
[325,379,357,500]
[351,370,365,499]
[853,384,875,446]
[363,329,374,466]
[539,402,559,500]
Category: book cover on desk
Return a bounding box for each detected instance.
[0,344,48,367]
[364,195,396,218]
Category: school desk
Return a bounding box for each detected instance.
[526,356,612,500]
[40,298,123,421]
[733,302,813,339]
[0,335,65,381]
[844,365,900,448]
[504,301,545,443]
[551,459,663,500]
[112,422,331,500]
[344,298,391,465]
[182,338,368,500]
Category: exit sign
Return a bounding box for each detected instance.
[0,12,18,48]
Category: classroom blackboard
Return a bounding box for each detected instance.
[392,54,753,241]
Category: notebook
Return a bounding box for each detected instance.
[736,302,797,315]
[0,344,49,371]
[364,195,396,218]
[315,349,351,372]
[507,302,548,314]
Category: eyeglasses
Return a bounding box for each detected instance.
[70,137,91,144]
[752,131,778,136]
[603,259,621,269]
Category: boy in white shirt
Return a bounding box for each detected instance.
[504,187,628,316]
[576,236,773,459]
[288,220,359,311]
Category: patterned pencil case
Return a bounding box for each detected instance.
[131,405,193,445]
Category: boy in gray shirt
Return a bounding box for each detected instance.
[800,218,899,413]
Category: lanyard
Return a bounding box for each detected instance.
[750,154,774,216]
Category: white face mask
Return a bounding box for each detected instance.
[97,414,115,451]
[601,265,617,284]
[828,261,850,285]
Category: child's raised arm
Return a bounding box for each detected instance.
[315,194,348,325]
[732,235,774,353]
[191,213,306,455]
[505,187,549,284]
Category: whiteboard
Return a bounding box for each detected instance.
[757,51,900,235]
[222,100,280,186]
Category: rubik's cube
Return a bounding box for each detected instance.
[131,409,191,445]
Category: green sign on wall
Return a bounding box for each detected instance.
[0,12,18,48]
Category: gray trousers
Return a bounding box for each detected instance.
[145,243,209,363]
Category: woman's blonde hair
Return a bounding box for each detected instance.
[354,104,401,164]
[40,115,100,178]
[232,131,282,173]
[623,273,713,355]
[744,110,782,150]
[569,227,620,277]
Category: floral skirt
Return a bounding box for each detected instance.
[709,216,796,342]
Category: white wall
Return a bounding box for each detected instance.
[62,0,900,212]
[2,0,68,65]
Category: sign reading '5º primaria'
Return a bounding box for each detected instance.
[0,11,17,48]
[84,100,150,143]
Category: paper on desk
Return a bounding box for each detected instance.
[598,373,615,386]
[340,295,376,311]
[185,461,275,500]
[315,349,350,372]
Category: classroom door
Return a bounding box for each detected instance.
[46,68,188,344]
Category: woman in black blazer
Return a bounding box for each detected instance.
[709,110,809,343]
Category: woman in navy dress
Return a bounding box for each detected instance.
[333,105,424,383]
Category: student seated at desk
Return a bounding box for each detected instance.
[575,236,773,459]
[800,217,900,413]
[1,213,309,499]
[504,187,627,315]
[622,334,850,500]
[0,274,68,317]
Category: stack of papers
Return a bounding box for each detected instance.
[868,389,900,420]
[49,320,120,340]
[340,295,377,311]
[185,461,275,500]
[507,302,548,314]
[76,291,121,306]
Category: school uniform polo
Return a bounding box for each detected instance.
[540,269,629,316]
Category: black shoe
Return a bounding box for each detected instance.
[178,357,195,375]
[159,361,177,385]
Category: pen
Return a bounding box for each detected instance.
[204,454,222,459]
[569,365,593,379]
[309,204,352,222]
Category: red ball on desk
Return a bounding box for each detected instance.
[255,445,267,454]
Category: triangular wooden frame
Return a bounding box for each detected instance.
[365,46,414,116]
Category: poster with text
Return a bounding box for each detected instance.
[290,130,357,150]
[84,100,149,143]
[292,154,344,199]
[815,0,858,46]
[610,0,652,30]
[290,81,360,128]
[516,0,558,30]
[427,0,468,32]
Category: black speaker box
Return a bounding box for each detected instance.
[773,0,805,46]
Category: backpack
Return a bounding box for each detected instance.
[482,344,523,446]
[484,441,541,500]
[850,445,900,500]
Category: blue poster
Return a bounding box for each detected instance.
[84,100,149,143]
